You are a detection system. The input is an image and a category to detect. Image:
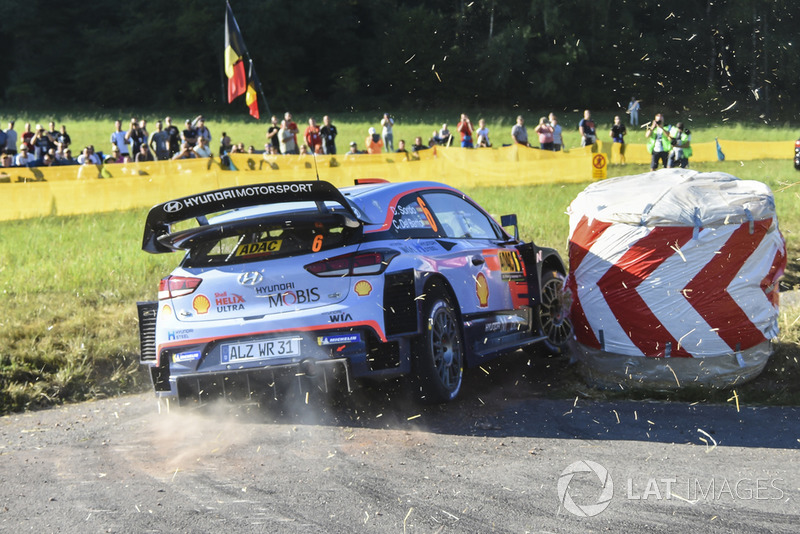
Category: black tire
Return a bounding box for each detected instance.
[411,292,464,404]
[536,270,573,354]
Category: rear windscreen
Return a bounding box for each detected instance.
[183,220,358,267]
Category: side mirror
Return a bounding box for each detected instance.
[500,214,519,241]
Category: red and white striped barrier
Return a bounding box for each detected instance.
[567,169,786,388]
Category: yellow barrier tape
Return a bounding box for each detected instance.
[0,139,793,221]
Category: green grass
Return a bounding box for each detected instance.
[1,113,799,414]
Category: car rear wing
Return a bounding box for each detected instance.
[142,181,358,253]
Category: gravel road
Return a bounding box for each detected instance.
[1,352,798,533]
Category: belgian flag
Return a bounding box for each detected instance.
[246,61,260,119]
[224,2,247,103]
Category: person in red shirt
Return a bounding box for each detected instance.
[457,113,473,148]
[304,118,323,154]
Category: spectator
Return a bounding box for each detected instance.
[265,116,280,155]
[193,137,212,158]
[60,148,76,165]
[193,116,211,145]
[299,144,311,155]
[627,96,640,126]
[645,113,671,171]
[31,126,51,160]
[380,113,394,152]
[1,152,12,167]
[0,126,6,155]
[579,109,597,147]
[284,112,299,153]
[549,113,563,151]
[535,117,554,150]
[365,127,383,154]
[411,136,428,152]
[164,116,181,157]
[457,113,473,148]
[511,115,529,146]
[320,115,337,155]
[182,119,198,148]
[305,118,322,154]
[129,118,148,156]
[15,145,36,167]
[149,120,170,160]
[610,115,627,164]
[56,124,71,150]
[476,119,491,147]
[667,122,691,168]
[220,131,233,156]
[247,145,256,154]
[21,122,34,152]
[278,120,297,155]
[136,144,155,162]
[46,122,58,150]
[77,146,101,165]
[346,141,363,155]
[395,139,409,159]
[172,141,197,160]
[108,146,124,163]
[110,120,130,159]
[5,121,17,156]
[41,153,55,167]
[438,123,451,145]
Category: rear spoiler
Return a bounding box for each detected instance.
[142,181,357,253]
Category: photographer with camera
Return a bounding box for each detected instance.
[645,113,672,171]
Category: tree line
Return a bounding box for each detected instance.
[1,0,797,120]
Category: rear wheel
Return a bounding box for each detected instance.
[412,292,464,404]
[536,270,573,354]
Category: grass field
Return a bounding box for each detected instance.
[1,114,799,414]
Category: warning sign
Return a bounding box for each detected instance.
[592,153,607,180]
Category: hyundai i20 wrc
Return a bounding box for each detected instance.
[137,179,572,406]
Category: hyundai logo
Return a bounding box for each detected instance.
[164,201,183,213]
[238,272,263,286]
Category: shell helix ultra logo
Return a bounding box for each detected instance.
[192,294,211,315]
[557,460,613,517]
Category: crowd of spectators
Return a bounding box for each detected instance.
[1,105,668,170]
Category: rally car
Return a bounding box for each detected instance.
[137,179,572,406]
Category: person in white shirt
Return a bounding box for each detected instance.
[193,136,212,158]
[110,120,130,159]
[15,145,36,166]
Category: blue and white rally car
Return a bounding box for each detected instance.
[137,179,572,405]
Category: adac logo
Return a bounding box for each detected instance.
[164,201,183,213]
[192,294,210,314]
[354,280,373,296]
[476,272,489,307]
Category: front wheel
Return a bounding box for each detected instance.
[536,270,573,354]
[412,294,464,404]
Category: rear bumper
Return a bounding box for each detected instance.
[169,358,351,406]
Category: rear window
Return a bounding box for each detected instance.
[183,221,357,267]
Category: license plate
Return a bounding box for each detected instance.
[221,337,301,363]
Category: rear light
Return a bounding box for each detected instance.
[305,249,399,277]
[158,276,202,300]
